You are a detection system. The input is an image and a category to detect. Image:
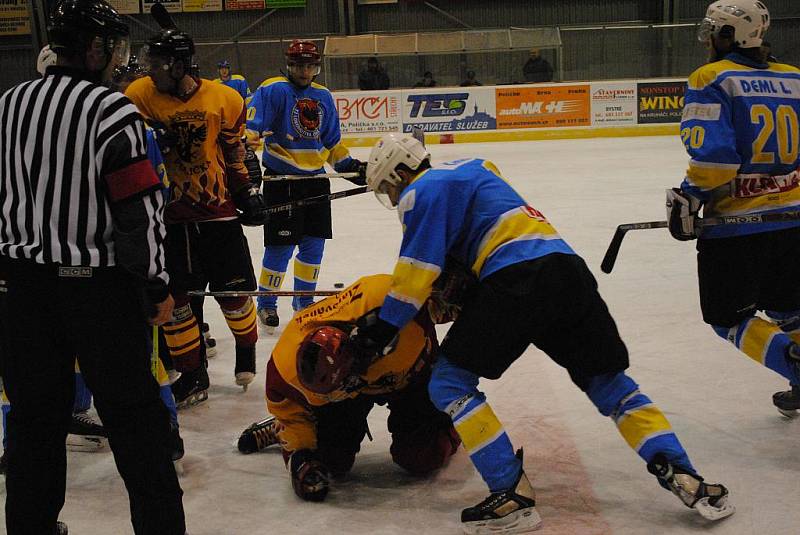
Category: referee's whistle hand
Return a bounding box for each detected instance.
[148,294,175,326]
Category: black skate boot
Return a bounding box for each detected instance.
[234,345,256,390]
[257,307,279,335]
[0,449,6,475]
[647,453,734,521]
[773,385,800,417]
[201,322,217,359]
[67,411,107,451]
[171,364,209,409]
[237,416,281,454]
[461,449,542,535]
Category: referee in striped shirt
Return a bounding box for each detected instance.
[0,1,185,533]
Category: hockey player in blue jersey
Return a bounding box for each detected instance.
[214,60,251,100]
[667,1,800,416]
[246,40,365,333]
[355,134,734,533]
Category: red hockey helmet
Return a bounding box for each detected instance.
[296,326,354,394]
[286,40,321,65]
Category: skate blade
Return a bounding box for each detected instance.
[463,507,542,535]
[67,435,106,452]
[694,496,735,521]
[776,407,799,418]
[235,372,255,388]
[176,390,209,410]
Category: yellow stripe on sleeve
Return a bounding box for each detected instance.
[388,257,441,309]
[685,161,739,191]
[472,209,560,274]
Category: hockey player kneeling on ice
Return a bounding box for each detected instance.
[352,133,734,534]
[237,274,460,501]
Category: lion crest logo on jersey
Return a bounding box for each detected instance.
[291,98,323,139]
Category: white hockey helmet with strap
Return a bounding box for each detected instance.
[698,1,770,48]
[366,133,430,208]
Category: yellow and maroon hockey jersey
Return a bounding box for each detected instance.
[265,274,437,455]
[126,78,250,223]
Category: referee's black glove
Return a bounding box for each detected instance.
[349,308,399,374]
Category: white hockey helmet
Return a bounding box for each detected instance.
[366,133,430,208]
[698,1,770,48]
[36,45,57,76]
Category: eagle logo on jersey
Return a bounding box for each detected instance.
[291,98,323,139]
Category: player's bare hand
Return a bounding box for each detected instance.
[149,294,175,325]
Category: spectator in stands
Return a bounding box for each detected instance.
[459,70,481,87]
[359,57,390,90]
[414,71,437,88]
[523,49,553,83]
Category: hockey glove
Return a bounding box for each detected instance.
[666,188,701,241]
[233,186,268,226]
[290,449,330,502]
[350,308,399,374]
[340,158,367,186]
[146,120,178,155]
[243,148,263,186]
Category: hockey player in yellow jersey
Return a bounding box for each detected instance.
[127,21,268,407]
[236,274,460,502]
[668,1,800,416]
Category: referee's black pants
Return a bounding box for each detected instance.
[0,257,185,535]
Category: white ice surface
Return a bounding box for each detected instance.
[7,136,800,534]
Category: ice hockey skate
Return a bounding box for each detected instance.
[257,307,279,335]
[0,449,6,475]
[67,411,107,452]
[201,322,217,359]
[171,364,209,409]
[773,385,800,418]
[461,449,542,535]
[647,453,734,521]
[237,416,281,454]
[234,346,256,390]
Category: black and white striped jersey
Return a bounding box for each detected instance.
[0,66,169,295]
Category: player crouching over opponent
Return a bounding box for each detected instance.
[237,274,460,501]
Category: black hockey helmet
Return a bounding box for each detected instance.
[48,0,129,54]
[144,29,195,64]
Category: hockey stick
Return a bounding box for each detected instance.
[151,3,178,30]
[187,290,341,297]
[600,210,800,274]
[263,172,360,182]
[264,186,370,214]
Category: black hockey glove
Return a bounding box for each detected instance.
[666,188,701,241]
[350,308,399,374]
[233,186,268,226]
[290,449,330,502]
[340,158,367,186]
[243,148,263,186]
[146,120,178,155]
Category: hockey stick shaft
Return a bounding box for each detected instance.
[263,172,360,182]
[265,186,370,214]
[187,290,341,297]
[150,3,177,30]
[600,210,800,274]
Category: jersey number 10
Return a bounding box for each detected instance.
[750,104,799,165]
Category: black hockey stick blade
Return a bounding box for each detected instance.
[264,186,369,215]
[600,220,668,274]
[151,2,177,30]
[411,125,426,147]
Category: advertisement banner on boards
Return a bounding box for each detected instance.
[0,0,29,35]
[590,82,637,126]
[401,87,497,133]
[495,84,590,129]
[107,0,141,14]
[183,0,222,11]
[143,0,182,12]
[336,91,402,135]
[637,81,685,124]
[225,0,264,9]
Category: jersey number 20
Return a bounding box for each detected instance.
[751,104,799,165]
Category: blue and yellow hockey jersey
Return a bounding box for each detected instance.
[214,75,251,100]
[379,158,575,329]
[681,52,800,238]
[245,76,354,175]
